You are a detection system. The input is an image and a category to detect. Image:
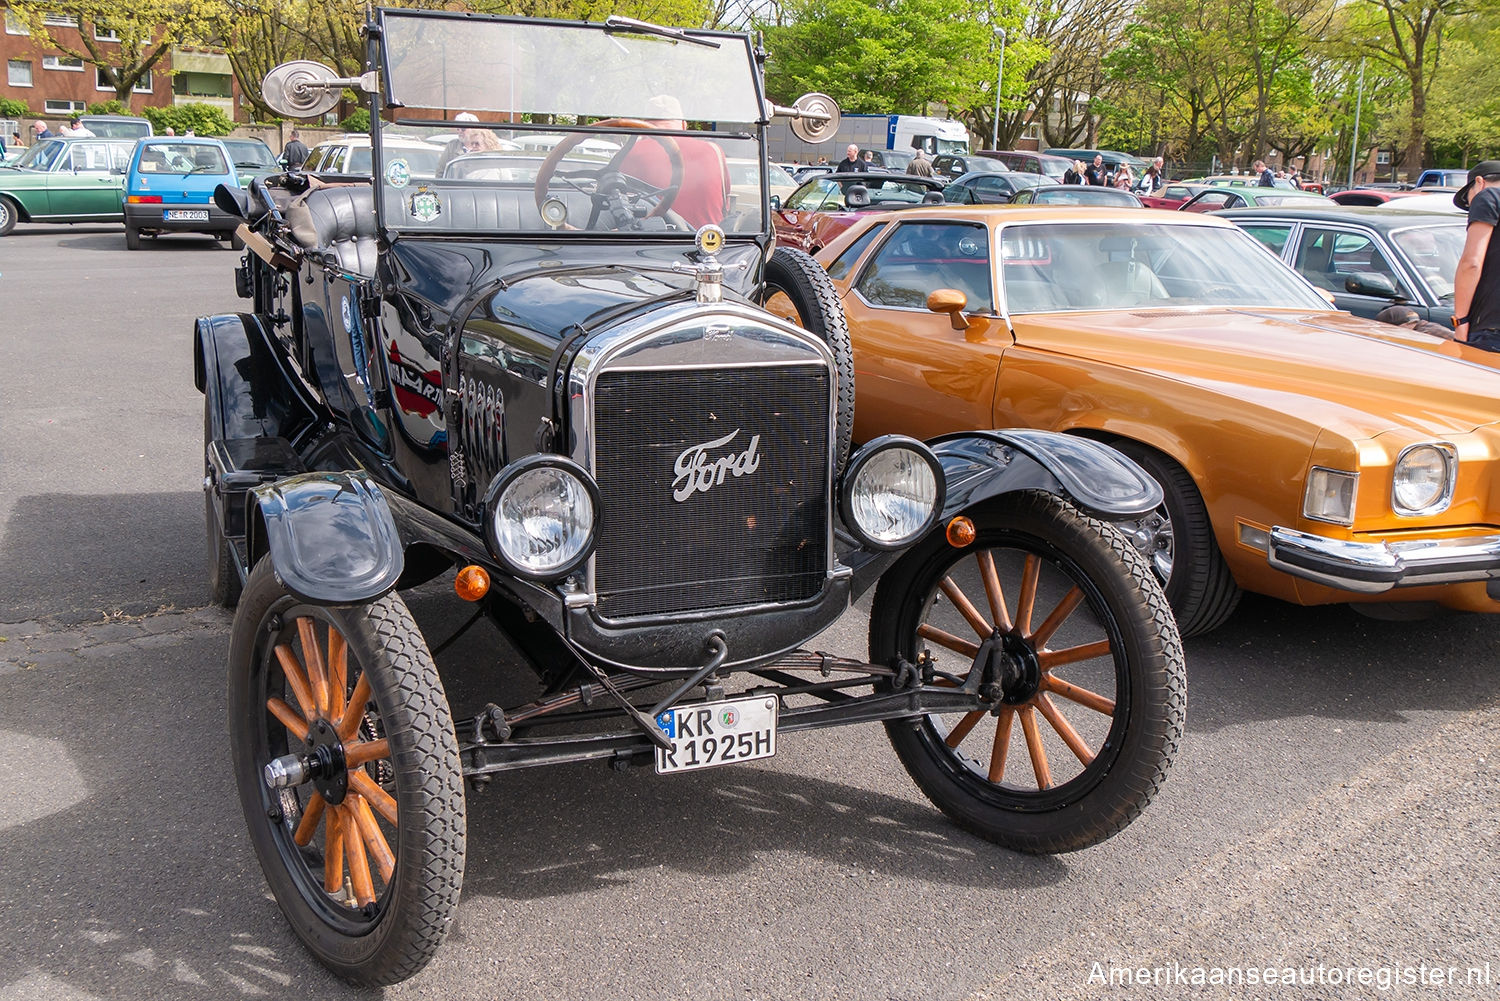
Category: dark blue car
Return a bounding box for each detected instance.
[123,137,242,250]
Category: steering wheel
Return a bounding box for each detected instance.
[533,118,685,227]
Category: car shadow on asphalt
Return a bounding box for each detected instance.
[57,231,233,253]
[1177,593,1500,733]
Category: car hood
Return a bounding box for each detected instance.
[1008,307,1500,439]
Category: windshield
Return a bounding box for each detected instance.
[1392,224,1465,300]
[223,141,277,167]
[936,138,967,155]
[1001,221,1331,313]
[373,10,767,236]
[137,143,229,175]
[1031,187,1137,206]
[11,139,64,171]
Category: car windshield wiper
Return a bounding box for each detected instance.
[603,15,718,48]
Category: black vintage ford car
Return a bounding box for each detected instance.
[199,8,1185,985]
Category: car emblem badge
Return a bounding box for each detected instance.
[386,158,411,188]
[672,429,761,502]
[410,188,441,223]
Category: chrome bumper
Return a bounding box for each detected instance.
[1268,526,1500,594]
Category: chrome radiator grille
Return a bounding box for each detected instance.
[590,365,831,618]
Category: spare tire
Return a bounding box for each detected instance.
[760,247,855,474]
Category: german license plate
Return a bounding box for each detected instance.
[164,209,209,221]
[654,695,778,774]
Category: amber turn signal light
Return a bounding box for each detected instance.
[946,516,976,548]
[454,565,491,601]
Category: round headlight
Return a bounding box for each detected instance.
[1392,444,1454,515]
[486,457,599,578]
[842,437,944,550]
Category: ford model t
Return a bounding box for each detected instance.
[198,8,1185,985]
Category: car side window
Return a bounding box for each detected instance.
[854,221,994,313]
[328,146,350,172]
[1184,192,1232,213]
[1295,227,1409,298]
[71,143,113,173]
[303,147,326,171]
[1240,224,1293,258]
[826,223,887,281]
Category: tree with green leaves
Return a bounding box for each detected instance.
[6,0,220,104]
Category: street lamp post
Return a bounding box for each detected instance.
[1347,56,1366,188]
[991,27,1007,150]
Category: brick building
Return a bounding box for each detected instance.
[1,4,238,126]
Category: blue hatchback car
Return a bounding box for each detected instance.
[123,137,242,250]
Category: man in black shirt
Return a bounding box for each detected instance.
[833,144,862,173]
[1452,160,1500,351]
[1084,154,1107,186]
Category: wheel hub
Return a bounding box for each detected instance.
[304,717,349,805]
[995,632,1042,705]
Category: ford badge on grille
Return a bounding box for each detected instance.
[672,429,762,501]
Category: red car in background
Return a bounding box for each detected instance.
[770,171,946,253]
[1330,188,1425,207]
[1138,182,1212,209]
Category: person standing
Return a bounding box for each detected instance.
[1084,153,1107,186]
[1140,156,1166,193]
[907,149,934,176]
[282,129,309,170]
[32,121,55,141]
[1451,160,1500,351]
[833,143,862,173]
[1062,159,1085,184]
[1255,159,1275,186]
[61,117,94,137]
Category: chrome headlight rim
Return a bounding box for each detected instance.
[839,435,946,551]
[483,454,601,581]
[1392,441,1458,517]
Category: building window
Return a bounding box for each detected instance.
[43,55,85,71]
[1021,123,1041,140]
[95,67,151,92]
[44,99,87,114]
[1376,150,1391,165]
[42,13,80,27]
[5,10,29,34]
[7,60,32,87]
[94,25,120,41]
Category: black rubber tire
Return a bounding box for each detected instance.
[760,246,855,474]
[1112,440,1241,636]
[0,196,17,236]
[203,397,242,608]
[229,558,466,986]
[124,226,141,250]
[870,490,1185,853]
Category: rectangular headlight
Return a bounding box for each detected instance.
[1303,467,1358,526]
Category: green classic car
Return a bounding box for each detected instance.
[0,136,137,236]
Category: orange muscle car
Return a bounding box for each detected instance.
[768,206,1500,635]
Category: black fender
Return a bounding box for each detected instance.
[249,472,404,605]
[928,429,1162,521]
[195,312,321,443]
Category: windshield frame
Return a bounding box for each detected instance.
[995,216,1334,319]
[366,6,775,242]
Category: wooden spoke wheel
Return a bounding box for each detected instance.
[229,558,465,986]
[870,490,1186,853]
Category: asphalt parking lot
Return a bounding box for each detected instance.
[1,222,1497,1000]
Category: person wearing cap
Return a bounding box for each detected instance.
[617,94,730,229]
[1451,159,1500,351]
[436,112,504,174]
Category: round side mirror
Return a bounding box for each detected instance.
[788,93,841,144]
[261,60,343,119]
